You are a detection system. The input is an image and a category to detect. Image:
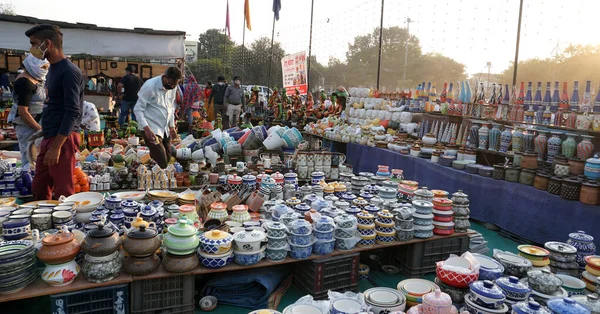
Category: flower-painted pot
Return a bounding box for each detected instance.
[313,239,335,255]
[41,259,80,286]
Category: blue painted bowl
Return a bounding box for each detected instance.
[197,250,234,269]
[313,229,334,241]
[313,239,335,255]
[290,242,312,259]
[376,217,394,225]
[472,253,505,281]
[375,233,395,245]
[1,219,30,241]
[288,232,312,246]
[495,276,531,301]
[199,231,234,255]
[358,238,375,247]
[265,247,288,262]
[415,229,434,239]
[233,247,265,266]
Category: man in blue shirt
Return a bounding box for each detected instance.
[27,24,83,200]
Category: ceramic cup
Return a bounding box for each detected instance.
[263,158,272,169]
[298,166,308,179]
[31,214,52,231]
[236,162,247,172]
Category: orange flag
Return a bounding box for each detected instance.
[244,0,252,30]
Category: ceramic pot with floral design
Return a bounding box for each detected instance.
[577,135,594,160]
[37,227,81,265]
[41,259,80,286]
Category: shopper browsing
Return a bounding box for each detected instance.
[224,76,245,128]
[208,75,228,128]
[117,65,143,125]
[27,24,83,200]
[133,67,182,169]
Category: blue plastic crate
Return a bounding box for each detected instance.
[50,284,128,314]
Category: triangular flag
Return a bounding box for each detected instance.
[244,0,252,30]
[225,0,231,39]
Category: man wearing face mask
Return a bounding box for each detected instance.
[26,24,83,200]
[223,76,245,128]
[133,67,182,169]
[7,54,49,170]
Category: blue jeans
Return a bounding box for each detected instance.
[185,108,197,130]
[119,100,137,125]
[15,124,38,170]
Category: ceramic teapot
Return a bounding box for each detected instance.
[122,225,161,257]
[421,289,458,314]
[162,218,200,255]
[37,226,81,265]
[80,224,122,257]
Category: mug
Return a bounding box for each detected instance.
[338,164,347,174]
[323,153,332,166]
[314,153,324,166]
[271,155,281,164]
[323,166,332,178]
[236,162,247,172]
[297,140,309,151]
[296,153,307,166]
[263,158,272,169]
[297,166,308,179]
[311,139,322,150]
[330,166,339,180]
[332,153,346,166]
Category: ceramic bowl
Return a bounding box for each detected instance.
[495,276,531,301]
[198,230,233,255]
[331,298,362,314]
[527,269,563,295]
[375,231,396,245]
[396,228,414,242]
[52,211,72,224]
[233,247,265,266]
[436,261,478,288]
[357,224,376,236]
[11,208,32,216]
[288,232,312,246]
[364,287,406,314]
[198,250,234,269]
[265,247,288,262]
[469,280,506,309]
[493,250,532,278]
[313,229,334,241]
[283,304,323,314]
[289,242,312,259]
[472,253,505,281]
[414,225,434,239]
[518,245,550,261]
[313,239,335,255]
[64,192,103,213]
[266,235,287,249]
[334,228,355,239]
[2,218,31,240]
[376,225,395,234]
[555,274,586,296]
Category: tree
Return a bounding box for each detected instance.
[243,37,285,87]
[0,3,15,15]
[412,53,467,90]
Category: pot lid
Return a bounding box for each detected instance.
[272,172,284,179]
[105,195,122,203]
[284,172,297,178]
[202,229,232,241]
[87,223,115,238]
[334,214,357,225]
[210,202,228,210]
[377,210,393,219]
[423,289,452,306]
[496,276,531,294]
[412,200,434,208]
[451,190,468,198]
[412,212,434,220]
[472,253,503,271]
[168,219,197,237]
[547,298,590,314]
[544,241,577,254]
[568,230,594,242]
[586,155,600,165]
[493,250,532,267]
[470,280,505,300]
[345,205,361,214]
[527,269,563,288]
[359,192,374,199]
[413,224,434,231]
[266,221,286,231]
[294,203,310,211]
[352,197,368,205]
[233,228,267,243]
[42,231,74,246]
[232,204,248,212]
[286,197,301,204]
[289,219,312,232]
[121,199,138,208]
[228,174,242,183]
[334,184,347,192]
[242,174,257,181]
[128,225,158,239]
[357,211,374,219]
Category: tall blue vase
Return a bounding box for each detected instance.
[488,123,501,151]
[468,123,480,149]
[500,127,513,153]
[547,132,563,163]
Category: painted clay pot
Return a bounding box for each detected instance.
[41,259,80,286]
[561,133,577,159]
[488,123,501,151]
[478,124,490,150]
[577,135,594,160]
[468,123,480,149]
[37,228,81,265]
[500,126,512,153]
[122,225,161,257]
[534,131,548,161]
[162,252,199,273]
[547,132,563,163]
[512,127,524,152]
[523,130,535,153]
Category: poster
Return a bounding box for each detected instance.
[281,51,308,95]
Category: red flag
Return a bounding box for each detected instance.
[225,0,231,39]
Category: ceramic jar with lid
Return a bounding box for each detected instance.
[493,165,506,180]
[233,228,267,252]
[413,187,434,202]
[123,254,160,276]
[548,176,563,195]
[580,181,600,205]
[451,190,469,205]
[533,172,550,190]
[571,294,600,314]
[421,289,457,314]
[495,276,531,301]
[547,297,591,314]
[163,218,200,255]
[505,166,522,182]
[585,155,600,180]
[519,169,536,186]
[514,152,523,167]
[122,225,161,257]
[121,199,139,211]
[230,204,251,224]
[561,177,582,200]
[199,229,233,255]
[352,197,369,210]
[512,300,551,314]
[104,195,122,210]
[80,224,121,257]
[294,203,311,215]
[81,251,121,283]
[207,202,228,222]
[566,231,596,255]
[527,269,563,294]
[37,228,81,265]
[469,280,506,309]
[555,161,571,177]
[357,211,375,226]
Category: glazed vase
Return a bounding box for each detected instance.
[500,127,513,153]
[534,131,548,161]
[523,130,535,152]
[478,123,490,150]
[543,105,552,125]
[488,123,501,151]
[512,127,524,153]
[547,132,563,163]
[516,105,525,122]
[577,135,595,160]
[468,123,480,149]
[561,134,577,159]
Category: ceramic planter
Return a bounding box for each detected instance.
[81,251,121,283]
[37,229,81,265]
[80,224,121,257]
[163,219,200,256]
[122,254,160,276]
[122,225,161,257]
[41,259,80,286]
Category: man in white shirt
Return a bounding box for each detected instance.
[133,67,182,168]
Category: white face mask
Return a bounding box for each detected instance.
[234,80,241,85]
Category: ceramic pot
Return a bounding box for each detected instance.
[197,249,234,269]
[561,177,581,201]
[505,166,521,182]
[468,123,480,149]
[533,173,550,190]
[37,229,81,265]
[495,276,531,301]
[198,229,233,255]
[562,134,578,159]
[492,165,506,180]
[478,124,490,150]
[81,251,121,283]
[547,297,590,314]
[1,218,31,241]
[522,153,538,170]
[162,252,199,273]
[469,280,506,309]
[548,176,563,195]
[577,135,595,160]
[580,181,600,205]
[500,126,512,153]
[527,269,563,295]
[523,130,536,153]
[233,228,267,252]
[207,202,228,222]
[122,225,161,257]
[570,294,600,314]
[512,127,524,152]
[122,254,160,276]
[534,131,549,161]
[230,205,251,224]
[487,123,501,151]
[519,169,536,186]
[41,259,80,286]
[234,247,266,265]
[585,155,600,180]
[566,231,596,254]
[163,219,200,255]
[548,132,563,163]
[422,289,456,314]
[80,224,121,257]
[512,300,550,314]
[569,158,585,176]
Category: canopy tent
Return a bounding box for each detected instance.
[0,14,186,59]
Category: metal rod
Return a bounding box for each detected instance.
[307,0,315,94]
[242,13,246,83]
[403,17,411,81]
[512,0,524,87]
[267,15,276,99]
[376,0,385,90]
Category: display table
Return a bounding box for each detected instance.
[345,142,600,245]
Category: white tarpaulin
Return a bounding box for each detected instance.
[0,21,185,59]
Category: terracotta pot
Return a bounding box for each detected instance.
[521,153,538,170]
[580,181,600,205]
[122,254,160,276]
[37,229,81,265]
[162,252,199,273]
[80,224,122,257]
[122,225,162,257]
[568,158,585,176]
[533,173,550,190]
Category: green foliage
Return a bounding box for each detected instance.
[0,3,15,15]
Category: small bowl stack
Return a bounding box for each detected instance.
[265,222,288,262]
[583,255,600,292]
[288,220,313,259]
[397,278,439,308]
[412,200,434,239]
[363,287,406,314]
[356,211,376,248]
[517,245,550,268]
[544,241,579,277]
[394,207,414,242]
[334,214,358,251]
[432,198,454,236]
[312,217,335,255]
[375,210,396,245]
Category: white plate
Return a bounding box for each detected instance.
[556,274,586,290]
[402,280,431,295]
[332,299,361,314]
[365,287,402,305]
[64,192,103,211]
[148,190,178,198]
[283,304,322,314]
[112,191,147,201]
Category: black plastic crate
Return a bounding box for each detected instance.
[394,235,470,277]
[50,284,128,314]
[131,275,195,314]
[293,253,360,299]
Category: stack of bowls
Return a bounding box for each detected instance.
[333,214,357,251]
[232,228,267,266]
[375,210,396,245]
[583,255,600,292]
[432,198,454,235]
[364,287,406,313]
[544,241,579,277]
[397,278,440,308]
[265,222,288,262]
[0,238,37,294]
[397,184,417,202]
[356,211,376,248]
[64,192,103,224]
[451,190,470,233]
[566,230,597,274]
[495,276,531,306]
[312,217,335,255]
[412,200,434,239]
[464,280,509,314]
[288,219,313,259]
[197,228,232,269]
[394,206,414,242]
[517,245,551,268]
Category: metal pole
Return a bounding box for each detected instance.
[307,0,315,94]
[267,15,275,99]
[486,62,491,92]
[512,0,524,87]
[376,0,384,90]
[403,17,411,81]
[242,14,246,83]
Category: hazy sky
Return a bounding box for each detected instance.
[8,0,600,76]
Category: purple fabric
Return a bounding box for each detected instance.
[346,143,600,245]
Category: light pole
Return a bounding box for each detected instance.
[486,61,491,92]
[403,17,412,81]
